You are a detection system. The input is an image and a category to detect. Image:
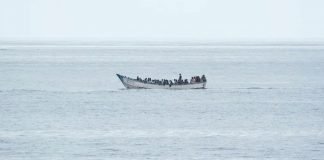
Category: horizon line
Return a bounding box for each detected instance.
[1,39,324,47]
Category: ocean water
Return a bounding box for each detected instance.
[1,42,324,159]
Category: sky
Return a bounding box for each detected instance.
[1,0,324,41]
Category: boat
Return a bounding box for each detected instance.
[116,74,206,89]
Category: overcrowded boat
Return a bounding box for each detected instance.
[116,74,207,89]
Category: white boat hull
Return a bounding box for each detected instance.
[117,74,206,89]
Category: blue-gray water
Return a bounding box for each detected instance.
[1,42,324,159]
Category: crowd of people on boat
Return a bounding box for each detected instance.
[135,74,206,85]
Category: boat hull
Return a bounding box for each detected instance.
[117,74,206,89]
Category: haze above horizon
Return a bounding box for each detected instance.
[1,0,324,41]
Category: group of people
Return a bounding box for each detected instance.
[136,74,207,85]
[190,75,206,83]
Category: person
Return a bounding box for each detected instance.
[202,75,207,82]
[194,76,198,82]
[178,74,182,82]
[190,77,194,83]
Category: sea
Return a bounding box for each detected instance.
[1,41,324,159]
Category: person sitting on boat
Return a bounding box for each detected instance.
[165,79,169,85]
[184,79,188,84]
[196,76,201,82]
[190,77,194,83]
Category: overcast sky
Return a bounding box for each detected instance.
[1,0,324,41]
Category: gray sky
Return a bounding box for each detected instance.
[1,0,324,41]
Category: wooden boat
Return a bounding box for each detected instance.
[116,74,206,89]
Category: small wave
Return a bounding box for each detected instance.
[0,89,46,93]
[246,87,263,89]
[244,87,277,90]
[311,149,321,152]
[200,147,236,151]
[0,89,119,94]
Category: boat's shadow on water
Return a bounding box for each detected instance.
[116,87,278,91]
[117,88,208,91]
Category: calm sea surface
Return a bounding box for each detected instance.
[1,42,324,159]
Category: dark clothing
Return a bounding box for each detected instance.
[178,74,182,82]
[202,75,207,82]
